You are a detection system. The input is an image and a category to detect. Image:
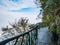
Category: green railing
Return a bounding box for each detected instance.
[0,25,39,45]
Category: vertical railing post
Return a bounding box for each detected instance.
[31,31,32,45]
[14,38,18,45]
[20,35,24,45]
[35,28,38,39]
[25,34,28,45]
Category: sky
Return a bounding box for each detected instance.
[0,0,42,35]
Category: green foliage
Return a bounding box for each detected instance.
[10,18,29,33]
[37,0,60,34]
[2,26,14,35]
[29,24,35,29]
[2,18,30,36]
[36,0,60,43]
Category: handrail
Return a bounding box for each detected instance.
[0,24,39,45]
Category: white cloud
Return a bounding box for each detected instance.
[0,0,42,35]
[0,0,37,11]
[0,9,41,27]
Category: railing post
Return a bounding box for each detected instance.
[14,38,18,45]
[30,31,35,45]
[28,32,30,45]
[25,34,28,45]
[20,36,24,45]
[35,28,38,39]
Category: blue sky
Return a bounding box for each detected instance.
[0,0,42,34]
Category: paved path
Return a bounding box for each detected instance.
[37,27,52,45]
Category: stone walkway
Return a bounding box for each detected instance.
[37,27,53,45]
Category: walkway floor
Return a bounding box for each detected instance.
[37,27,53,45]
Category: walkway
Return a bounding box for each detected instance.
[37,27,52,45]
[0,27,60,45]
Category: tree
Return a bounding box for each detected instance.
[2,17,37,45]
[10,17,29,33]
[2,17,30,36]
[36,0,60,45]
[2,26,14,35]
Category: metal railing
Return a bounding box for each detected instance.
[0,25,39,45]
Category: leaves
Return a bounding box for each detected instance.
[2,17,30,36]
[36,0,60,34]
